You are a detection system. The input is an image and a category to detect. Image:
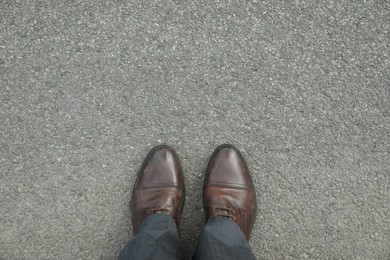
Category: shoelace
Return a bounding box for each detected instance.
[215,208,236,220]
[151,208,170,214]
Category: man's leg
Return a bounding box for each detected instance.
[193,216,255,260]
[119,214,183,260]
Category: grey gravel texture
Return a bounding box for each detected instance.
[1,0,389,259]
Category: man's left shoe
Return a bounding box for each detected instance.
[130,145,184,234]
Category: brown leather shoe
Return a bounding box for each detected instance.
[130,145,184,234]
[203,144,257,240]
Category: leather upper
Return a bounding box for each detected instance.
[130,145,184,234]
[204,144,257,240]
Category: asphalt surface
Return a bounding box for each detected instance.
[1,0,389,259]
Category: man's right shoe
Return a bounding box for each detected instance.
[203,144,257,240]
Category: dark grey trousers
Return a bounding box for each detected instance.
[118,214,255,260]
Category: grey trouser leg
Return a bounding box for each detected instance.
[118,214,183,260]
[193,216,256,260]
